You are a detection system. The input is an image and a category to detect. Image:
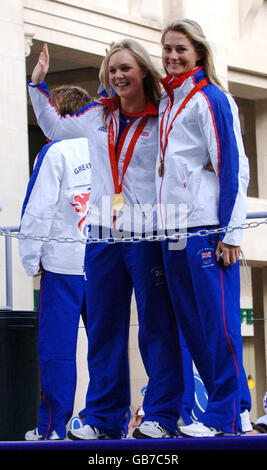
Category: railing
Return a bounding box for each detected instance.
[5,233,12,310]
[1,212,267,311]
[0,226,19,310]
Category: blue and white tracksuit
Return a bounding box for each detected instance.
[157,67,250,434]
[28,82,184,438]
[19,138,91,438]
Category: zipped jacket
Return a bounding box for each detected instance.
[28,82,159,236]
[19,138,91,276]
[156,67,250,246]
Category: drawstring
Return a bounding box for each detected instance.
[240,249,251,285]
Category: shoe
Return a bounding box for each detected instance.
[132,421,173,439]
[69,416,83,431]
[25,428,63,441]
[67,424,111,440]
[178,421,224,437]
[252,422,267,434]
[240,409,253,432]
[25,428,44,441]
[50,430,62,440]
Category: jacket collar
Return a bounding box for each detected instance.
[100,95,158,117]
[161,66,205,95]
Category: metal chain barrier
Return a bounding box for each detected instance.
[1,215,267,245]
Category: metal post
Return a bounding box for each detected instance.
[0,226,18,311]
[5,234,13,310]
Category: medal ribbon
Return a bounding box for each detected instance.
[108,115,149,196]
[159,78,209,166]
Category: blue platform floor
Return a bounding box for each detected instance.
[0,434,266,451]
[0,434,266,466]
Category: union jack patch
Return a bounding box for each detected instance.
[198,248,215,268]
[201,251,212,259]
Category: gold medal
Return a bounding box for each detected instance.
[112,192,125,211]
[108,116,149,217]
[158,159,164,177]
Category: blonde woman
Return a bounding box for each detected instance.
[28,40,184,440]
[155,19,250,437]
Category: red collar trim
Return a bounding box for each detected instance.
[161,66,203,94]
[100,95,120,112]
[100,95,158,116]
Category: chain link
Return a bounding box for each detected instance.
[1,218,267,244]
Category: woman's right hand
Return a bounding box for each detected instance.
[31,43,49,85]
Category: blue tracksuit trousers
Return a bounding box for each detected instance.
[37,270,86,439]
[162,228,250,434]
[178,328,251,427]
[82,240,184,438]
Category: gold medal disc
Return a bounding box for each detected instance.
[112,192,125,211]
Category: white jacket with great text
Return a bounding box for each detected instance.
[19,138,91,276]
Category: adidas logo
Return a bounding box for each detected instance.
[98,125,108,132]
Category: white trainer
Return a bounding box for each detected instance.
[240,409,253,432]
[25,428,63,440]
[25,428,44,441]
[179,421,224,437]
[50,430,62,440]
[132,421,173,439]
[67,424,110,440]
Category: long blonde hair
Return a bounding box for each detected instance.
[102,39,162,125]
[161,18,227,92]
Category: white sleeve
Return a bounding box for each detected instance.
[19,144,62,276]
[199,91,250,246]
[221,96,250,246]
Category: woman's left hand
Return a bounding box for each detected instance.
[215,241,240,267]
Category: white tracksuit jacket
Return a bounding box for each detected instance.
[156,66,250,246]
[28,82,159,236]
[19,138,91,276]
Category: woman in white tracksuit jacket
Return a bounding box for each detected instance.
[28,40,184,440]
[156,19,250,437]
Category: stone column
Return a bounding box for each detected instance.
[0,0,33,309]
[255,99,267,200]
[162,0,186,24]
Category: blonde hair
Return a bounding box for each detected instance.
[102,39,162,125]
[50,85,91,116]
[161,18,227,91]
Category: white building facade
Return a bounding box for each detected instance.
[1,0,267,423]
